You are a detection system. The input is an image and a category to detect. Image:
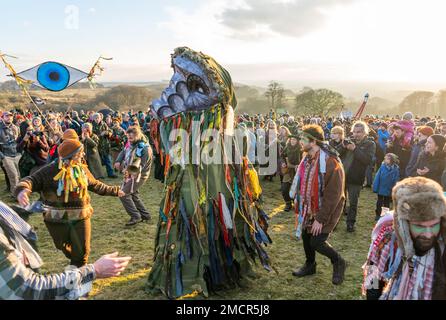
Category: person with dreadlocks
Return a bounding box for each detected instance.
[290,124,347,285]
[363,177,446,300]
[15,135,125,267]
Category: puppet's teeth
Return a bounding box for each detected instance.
[168,94,186,113]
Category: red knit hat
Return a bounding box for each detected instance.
[418,126,434,137]
[58,139,83,160]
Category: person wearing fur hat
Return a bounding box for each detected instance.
[15,138,125,267]
[406,126,434,177]
[415,134,446,185]
[363,177,446,300]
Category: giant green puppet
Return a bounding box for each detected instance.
[147,47,272,299]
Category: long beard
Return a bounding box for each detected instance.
[413,235,437,256]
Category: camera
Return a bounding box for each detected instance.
[343,138,354,146]
[32,131,44,137]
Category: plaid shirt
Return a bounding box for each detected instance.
[0,202,95,300]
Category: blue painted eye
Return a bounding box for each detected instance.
[17,61,88,92]
[37,62,70,91]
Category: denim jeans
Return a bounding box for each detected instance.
[100,153,115,177]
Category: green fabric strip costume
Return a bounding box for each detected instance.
[146,47,273,299]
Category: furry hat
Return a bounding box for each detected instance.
[392,177,446,258]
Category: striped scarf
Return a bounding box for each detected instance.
[293,151,325,239]
[382,248,435,300]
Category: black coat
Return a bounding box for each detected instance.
[415,151,446,185]
[387,138,412,179]
[346,137,376,186]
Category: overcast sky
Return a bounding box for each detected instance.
[2,0,446,92]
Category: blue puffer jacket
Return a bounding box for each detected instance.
[373,163,400,196]
[377,129,390,152]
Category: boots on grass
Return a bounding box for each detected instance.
[332,257,347,285]
[292,261,316,278]
[126,217,142,227]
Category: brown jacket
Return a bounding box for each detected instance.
[15,162,119,222]
[315,156,346,234]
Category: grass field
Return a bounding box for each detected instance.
[0,172,378,300]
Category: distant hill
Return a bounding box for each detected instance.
[397,90,446,117]
[2,78,446,117]
[0,80,21,91]
[0,80,104,91]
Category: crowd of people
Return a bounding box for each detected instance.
[239,110,446,225]
[0,108,157,225]
[0,106,445,300]
[237,109,446,298]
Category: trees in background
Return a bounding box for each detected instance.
[94,85,152,111]
[397,91,434,116]
[265,81,284,113]
[295,87,344,116]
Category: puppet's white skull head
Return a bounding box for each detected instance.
[150,47,236,119]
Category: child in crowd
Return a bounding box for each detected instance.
[373,153,400,221]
